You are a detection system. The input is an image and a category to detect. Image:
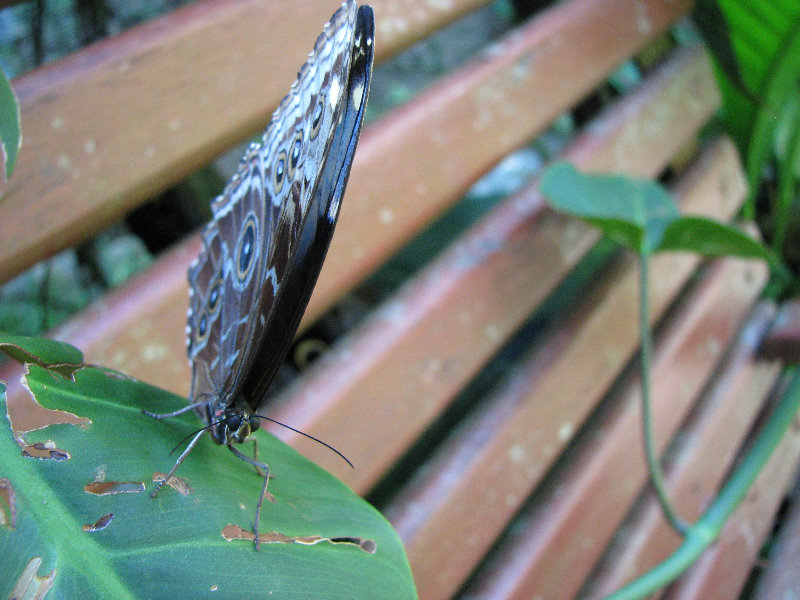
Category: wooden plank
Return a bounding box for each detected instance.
[0,0,490,283]
[255,49,726,493]
[1,45,721,464]
[1,0,692,290]
[580,303,781,598]
[382,148,761,600]
[662,400,800,600]
[54,42,719,395]
[447,256,769,600]
[8,2,703,400]
[324,0,691,313]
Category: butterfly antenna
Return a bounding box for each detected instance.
[252,414,354,469]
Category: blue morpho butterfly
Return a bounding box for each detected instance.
[143,0,374,550]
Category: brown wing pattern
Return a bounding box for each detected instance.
[186,1,363,416]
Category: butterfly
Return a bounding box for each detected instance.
[144,0,374,550]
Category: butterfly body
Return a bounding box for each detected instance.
[148,0,374,549]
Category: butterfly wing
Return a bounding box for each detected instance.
[240,4,374,410]
[187,1,374,416]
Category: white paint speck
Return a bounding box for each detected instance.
[426,0,454,10]
[508,444,525,463]
[379,207,394,224]
[56,154,79,178]
[143,344,167,362]
[635,1,652,35]
[112,349,127,366]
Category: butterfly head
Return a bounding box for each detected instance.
[207,400,261,446]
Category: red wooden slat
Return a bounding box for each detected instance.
[313,0,692,316]
[1,44,721,473]
[453,256,768,600]
[662,405,800,600]
[382,142,760,600]
[581,303,781,598]
[6,0,699,401]
[261,47,724,494]
[0,0,489,283]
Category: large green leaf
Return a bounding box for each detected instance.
[657,216,775,262]
[540,162,679,253]
[0,336,416,599]
[694,0,800,212]
[540,163,774,268]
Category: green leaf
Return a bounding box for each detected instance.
[697,1,800,215]
[0,331,85,379]
[0,346,416,598]
[0,66,21,185]
[774,88,800,177]
[657,216,775,263]
[744,11,800,204]
[540,162,679,254]
[692,0,748,97]
[772,90,800,253]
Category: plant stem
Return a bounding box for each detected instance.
[639,252,689,536]
[603,367,800,600]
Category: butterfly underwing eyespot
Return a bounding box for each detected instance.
[207,280,221,314]
[273,150,286,194]
[196,313,208,340]
[287,130,303,179]
[309,98,324,140]
[235,215,258,283]
[146,0,374,552]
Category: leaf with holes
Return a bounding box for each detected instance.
[0,334,416,599]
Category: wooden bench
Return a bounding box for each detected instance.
[3,0,800,598]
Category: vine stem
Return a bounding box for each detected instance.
[639,252,690,536]
[602,367,800,600]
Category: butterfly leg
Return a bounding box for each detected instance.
[141,403,199,419]
[228,443,271,551]
[248,436,264,477]
[151,428,206,498]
